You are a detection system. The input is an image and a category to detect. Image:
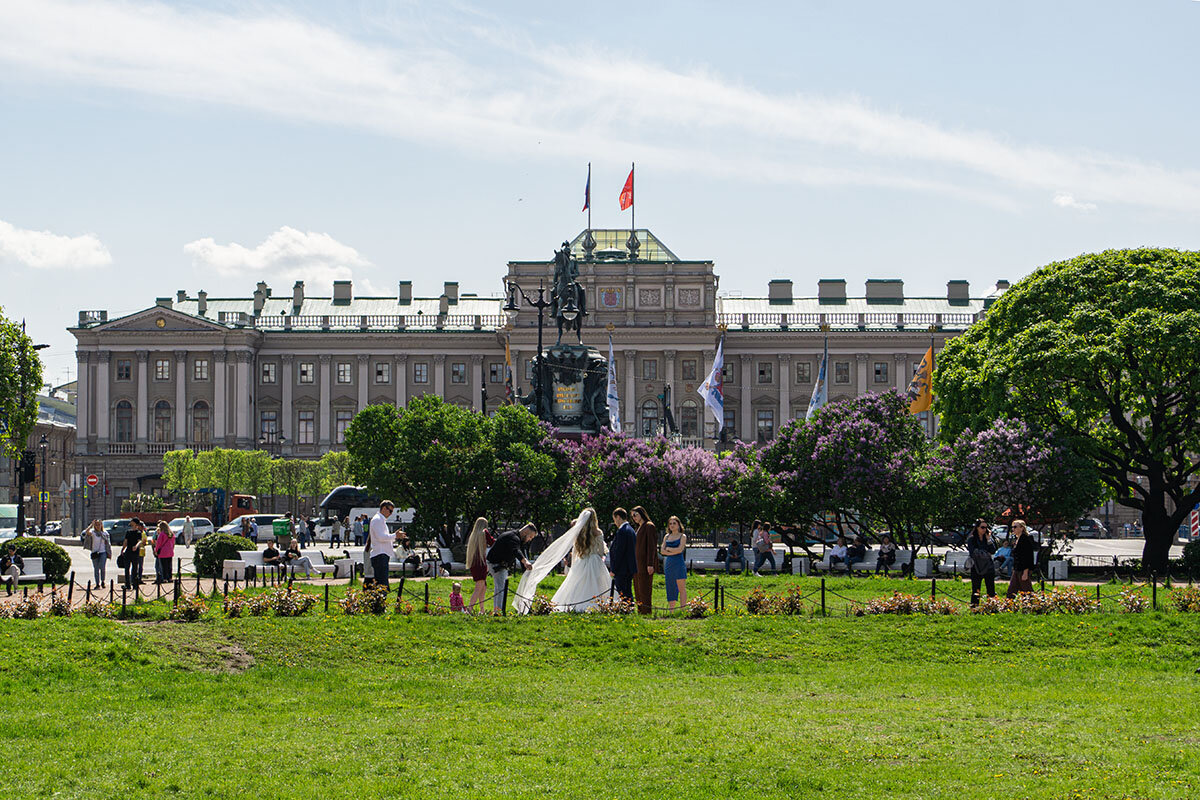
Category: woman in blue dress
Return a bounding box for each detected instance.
[660,515,688,609]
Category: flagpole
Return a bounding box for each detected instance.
[928,329,936,439]
[630,162,635,238]
[587,162,592,232]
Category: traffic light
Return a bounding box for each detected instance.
[19,450,36,483]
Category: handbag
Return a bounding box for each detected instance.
[715,547,727,563]
[117,551,130,569]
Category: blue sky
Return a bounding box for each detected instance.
[1,0,1198,386]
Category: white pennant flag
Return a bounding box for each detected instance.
[607,334,621,431]
[698,336,725,435]
[806,338,828,420]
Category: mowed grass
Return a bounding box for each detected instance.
[1,581,1198,799]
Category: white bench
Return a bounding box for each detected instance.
[438,548,467,574]
[221,559,246,581]
[9,557,46,583]
[937,551,970,575]
[685,546,750,572]
[814,549,913,575]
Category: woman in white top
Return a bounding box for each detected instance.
[369,502,396,589]
[88,519,111,586]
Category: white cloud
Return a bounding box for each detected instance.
[0,0,1198,213]
[1052,192,1098,212]
[183,226,381,294]
[0,219,112,269]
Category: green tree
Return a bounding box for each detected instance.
[344,404,404,498]
[273,458,307,517]
[0,309,44,459]
[487,404,576,529]
[160,448,197,504]
[240,450,274,502]
[935,248,1200,571]
[194,448,244,522]
[300,459,324,515]
[320,449,353,493]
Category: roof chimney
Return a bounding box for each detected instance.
[155,297,173,309]
[817,279,847,305]
[256,280,270,297]
[768,279,793,304]
[398,280,412,305]
[443,281,459,304]
[438,294,450,315]
[947,280,970,305]
[252,286,266,315]
[994,279,1010,293]
[176,290,187,304]
[865,279,904,304]
[292,281,305,311]
[197,290,207,315]
[333,280,352,304]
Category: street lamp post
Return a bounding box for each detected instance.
[503,282,553,420]
[38,433,48,535]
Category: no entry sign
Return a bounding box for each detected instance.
[86,474,99,487]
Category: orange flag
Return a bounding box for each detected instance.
[906,346,933,414]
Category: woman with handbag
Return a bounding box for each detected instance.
[88,519,111,587]
[153,521,175,584]
[1005,520,1035,597]
[965,519,997,606]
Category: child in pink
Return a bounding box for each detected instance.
[449,582,465,613]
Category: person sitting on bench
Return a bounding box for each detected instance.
[1,545,23,595]
[829,536,849,569]
[725,537,746,575]
[847,535,868,571]
[263,541,285,575]
[282,538,315,578]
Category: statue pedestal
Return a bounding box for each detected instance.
[524,343,611,434]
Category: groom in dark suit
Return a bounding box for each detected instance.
[608,508,638,602]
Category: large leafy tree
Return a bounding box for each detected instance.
[0,309,43,459]
[160,448,198,503]
[936,248,1200,571]
[487,404,577,530]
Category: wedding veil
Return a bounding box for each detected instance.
[513,509,593,614]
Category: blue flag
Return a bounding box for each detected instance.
[806,339,828,420]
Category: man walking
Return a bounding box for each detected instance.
[368,501,397,590]
[486,524,536,613]
[609,508,637,602]
[181,515,195,547]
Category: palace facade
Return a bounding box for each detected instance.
[69,229,1007,511]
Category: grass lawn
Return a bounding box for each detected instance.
[1,578,1198,799]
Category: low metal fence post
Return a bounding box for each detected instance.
[820,578,826,617]
[68,572,75,603]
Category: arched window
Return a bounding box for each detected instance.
[192,401,210,443]
[680,401,699,438]
[153,400,172,443]
[114,401,133,443]
[640,399,659,437]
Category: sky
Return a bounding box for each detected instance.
[1,0,1198,388]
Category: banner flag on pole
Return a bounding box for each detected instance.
[806,339,828,420]
[906,346,934,414]
[504,336,515,405]
[698,335,725,435]
[619,166,634,210]
[607,334,621,431]
[582,164,591,212]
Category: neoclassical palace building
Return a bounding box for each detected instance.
[70,229,1006,506]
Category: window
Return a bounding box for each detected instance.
[192,401,210,443]
[680,402,699,437]
[337,362,352,384]
[298,362,314,384]
[721,363,734,384]
[260,410,278,442]
[489,363,504,383]
[153,400,172,443]
[261,362,277,384]
[834,361,851,384]
[114,400,133,442]
[335,410,354,444]
[640,400,659,436]
[758,362,773,384]
[375,362,390,384]
[874,362,889,384]
[413,363,429,384]
[154,359,170,380]
[116,359,132,381]
[723,407,736,440]
[681,359,697,381]
[796,362,812,383]
[451,363,466,384]
[642,359,658,381]
[297,411,315,445]
[756,409,775,443]
[193,359,209,381]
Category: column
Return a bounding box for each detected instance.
[663,350,676,432]
[318,355,331,446]
[894,353,910,394]
[471,355,484,411]
[174,349,187,443]
[75,351,89,447]
[234,352,251,444]
[623,350,637,433]
[135,350,149,445]
[96,351,110,445]
[357,353,369,410]
[739,354,752,442]
[212,351,227,444]
[855,353,869,397]
[434,354,446,399]
[280,354,294,450]
[395,354,408,408]
[778,353,791,425]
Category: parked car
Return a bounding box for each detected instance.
[168,516,216,543]
[217,513,284,542]
[991,524,1043,544]
[103,518,134,544]
[1075,517,1107,539]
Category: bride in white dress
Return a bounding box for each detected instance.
[515,508,610,613]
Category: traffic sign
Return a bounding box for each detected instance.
[86,474,99,487]
[38,491,49,503]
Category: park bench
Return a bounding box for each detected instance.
[685,546,749,573]
[11,557,46,583]
[437,548,467,574]
[938,552,970,576]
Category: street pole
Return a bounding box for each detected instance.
[39,435,47,535]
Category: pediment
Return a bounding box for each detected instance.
[96,307,231,333]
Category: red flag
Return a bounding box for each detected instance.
[619,167,634,210]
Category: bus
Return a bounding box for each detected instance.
[0,504,19,541]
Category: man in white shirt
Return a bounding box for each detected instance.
[369,501,397,590]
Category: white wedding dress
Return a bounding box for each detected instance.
[515,510,611,613]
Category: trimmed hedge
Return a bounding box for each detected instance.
[1183,540,1200,575]
[194,533,255,578]
[4,537,70,581]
